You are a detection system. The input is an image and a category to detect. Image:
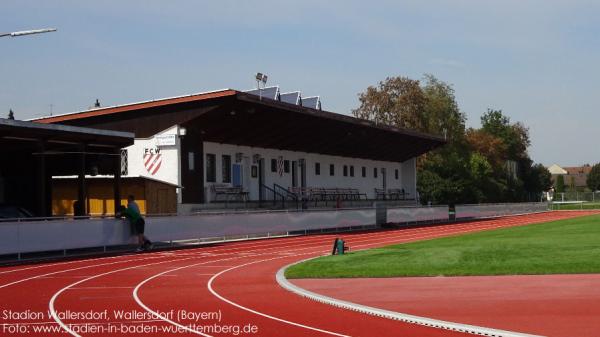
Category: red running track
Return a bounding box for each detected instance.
[293,274,600,337]
[0,211,595,337]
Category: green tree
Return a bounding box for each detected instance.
[555,175,565,193]
[352,76,426,130]
[421,74,466,141]
[480,109,530,161]
[353,75,541,204]
[587,163,600,191]
[523,163,553,199]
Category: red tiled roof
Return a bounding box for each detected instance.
[563,166,592,175]
[33,89,237,124]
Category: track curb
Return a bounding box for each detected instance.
[276,259,545,337]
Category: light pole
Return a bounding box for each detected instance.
[255,73,268,100]
[0,28,57,38]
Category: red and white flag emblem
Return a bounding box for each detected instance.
[143,153,162,175]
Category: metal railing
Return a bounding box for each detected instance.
[260,183,287,208]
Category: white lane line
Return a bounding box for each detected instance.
[69,286,134,290]
[0,255,167,289]
[133,251,350,337]
[206,253,352,337]
[276,261,545,337]
[48,257,194,337]
[132,252,286,337]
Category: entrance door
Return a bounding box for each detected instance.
[232,164,243,187]
[242,157,251,197]
[299,159,306,189]
[258,158,265,201]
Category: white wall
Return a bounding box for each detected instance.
[124,125,181,187]
[203,142,417,200]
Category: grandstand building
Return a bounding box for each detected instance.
[33,87,445,212]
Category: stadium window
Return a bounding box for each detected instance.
[206,153,216,182]
[373,167,378,178]
[361,166,366,178]
[330,164,335,176]
[395,169,399,180]
[222,155,231,183]
[315,162,321,175]
[271,159,277,172]
[343,165,348,177]
[284,160,290,173]
[350,166,354,177]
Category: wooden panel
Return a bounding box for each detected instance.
[52,178,155,216]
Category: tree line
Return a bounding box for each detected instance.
[352,75,552,205]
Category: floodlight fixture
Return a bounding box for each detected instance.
[0,28,57,38]
[255,72,269,100]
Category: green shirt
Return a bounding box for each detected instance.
[121,206,142,223]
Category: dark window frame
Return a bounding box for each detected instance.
[221,155,232,183]
[329,164,335,176]
[361,166,366,178]
[271,159,277,172]
[206,153,216,182]
[315,162,321,175]
[284,160,290,173]
[373,167,378,178]
[343,165,348,177]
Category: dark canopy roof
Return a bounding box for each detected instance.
[33,89,445,163]
[0,118,133,150]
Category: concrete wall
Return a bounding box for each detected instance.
[455,202,549,219]
[0,203,549,256]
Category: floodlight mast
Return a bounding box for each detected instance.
[0,28,57,38]
[255,72,268,100]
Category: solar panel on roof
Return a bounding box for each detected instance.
[244,86,280,100]
[280,91,301,105]
[301,96,321,110]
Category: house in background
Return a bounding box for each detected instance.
[548,164,592,191]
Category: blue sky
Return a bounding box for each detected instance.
[2,1,599,166]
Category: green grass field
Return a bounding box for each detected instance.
[285,214,600,279]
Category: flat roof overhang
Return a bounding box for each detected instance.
[0,118,134,150]
[195,92,445,162]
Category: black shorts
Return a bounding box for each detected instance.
[133,218,145,234]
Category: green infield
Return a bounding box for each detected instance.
[285,214,600,279]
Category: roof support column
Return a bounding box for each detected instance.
[76,144,87,216]
[113,148,121,216]
[36,140,48,217]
